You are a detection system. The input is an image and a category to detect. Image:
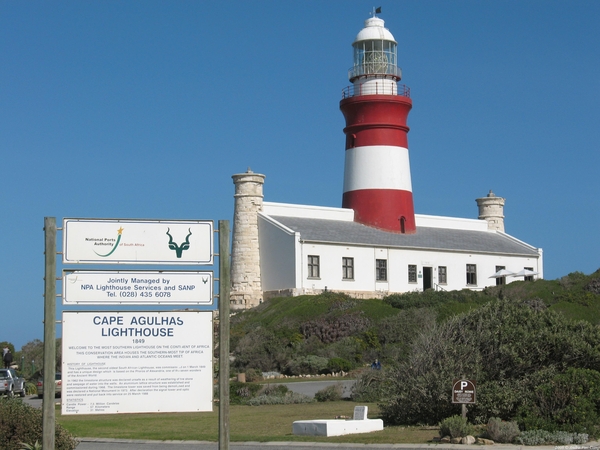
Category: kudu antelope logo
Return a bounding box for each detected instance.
[166,228,192,258]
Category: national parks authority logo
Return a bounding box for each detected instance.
[93,227,123,257]
[166,228,192,258]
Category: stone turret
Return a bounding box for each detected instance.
[230,169,265,309]
[476,190,505,232]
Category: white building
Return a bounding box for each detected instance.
[257,199,542,301]
[229,14,543,309]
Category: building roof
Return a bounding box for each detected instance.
[267,215,540,256]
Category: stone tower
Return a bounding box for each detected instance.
[230,169,265,309]
[476,190,505,232]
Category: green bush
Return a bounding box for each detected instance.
[314,383,343,402]
[0,398,78,450]
[24,382,37,396]
[229,381,262,405]
[517,368,600,435]
[485,417,520,443]
[284,355,328,375]
[351,368,385,402]
[439,415,475,438]
[326,357,353,373]
[260,384,289,396]
[380,300,600,426]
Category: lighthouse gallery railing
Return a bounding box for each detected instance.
[341,83,410,99]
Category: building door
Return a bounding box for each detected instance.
[423,267,433,290]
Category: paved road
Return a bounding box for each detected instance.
[279,380,355,398]
[77,439,429,449]
[76,438,600,450]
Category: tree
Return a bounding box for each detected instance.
[379,299,600,426]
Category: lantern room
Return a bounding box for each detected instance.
[349,17,402,84]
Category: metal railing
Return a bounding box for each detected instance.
[341,83,410,99]
[349,64,402,80]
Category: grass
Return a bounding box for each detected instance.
[57,401,438,444]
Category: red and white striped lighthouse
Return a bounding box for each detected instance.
[340,14,415,233]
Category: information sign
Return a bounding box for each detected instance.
[63,270,213,305]
[63,219,213,265]
[61,311,213,415]
[452,379,476,404]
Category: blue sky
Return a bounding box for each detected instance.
[1,1,599,349]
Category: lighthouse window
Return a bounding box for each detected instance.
[353,40,397,77]
[376,259,387,281]
[342,257,354,280]
[466,264,477,285]
[307,255,320,279]
[408,265,417,283]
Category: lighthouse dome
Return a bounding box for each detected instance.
[353,17,396,44]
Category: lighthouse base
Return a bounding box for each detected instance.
[343,188,416,233]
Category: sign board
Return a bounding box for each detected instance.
[452,379,476,404]
[63,219,213,265]
[63,270,214,305]
[61,311,213,415]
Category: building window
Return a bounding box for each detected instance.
[524,267,534,282]
[400,217,406,234]
[308,255,320,278]
[376,259,387,281]
[342,257,354,280]
[438,266,447,284]
[466,264,477,285]
[408,264,417,283]
[495,265,506,286]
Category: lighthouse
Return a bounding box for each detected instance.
[340,13,415,233]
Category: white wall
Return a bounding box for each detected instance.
[258,214,298,292]
[296,241,542,294]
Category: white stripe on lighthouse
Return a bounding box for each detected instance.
[343,145,413,192]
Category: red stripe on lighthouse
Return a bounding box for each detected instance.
[342,189,416,232]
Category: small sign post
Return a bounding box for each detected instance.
[452,379,476,420]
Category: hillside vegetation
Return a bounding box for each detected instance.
[230,269,600,435]
[231,270,600,374]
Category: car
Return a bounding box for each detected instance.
[36,372,61,398]
[0,368,26,397]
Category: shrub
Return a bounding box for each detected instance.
[380,300,600,426]
[439,415,475,438]
[284,355,328,376]
[485,417,520,443]
[517,368,600,435]
[24,382,37,396]
[351,368,385,402]
[326,357,353,373]
[0,398,78,450]
[247,391,314,406]
[229,381,262,405]
[300,312,370,344]
[260,384,289,396]
[244,368,263,382]
[516,430,589,445]
[314,383,343,402]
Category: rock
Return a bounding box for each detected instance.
[461,435,476,445]
[440,436,451,443]
[451,437,462,444]
[476,438,495,445]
